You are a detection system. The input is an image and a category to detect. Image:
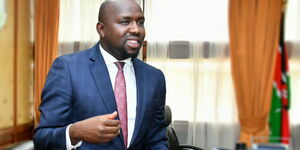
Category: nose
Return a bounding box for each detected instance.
[129,22,141,35]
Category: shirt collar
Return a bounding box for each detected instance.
[99,44,132,67]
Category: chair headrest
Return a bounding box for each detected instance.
[164,105,172,126]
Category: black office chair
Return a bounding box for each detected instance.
[165,105,203,150]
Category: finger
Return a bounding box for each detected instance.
[107,111,118,120]
[104,119,120,126]
[95,111,117,120]
[100,125,121,134]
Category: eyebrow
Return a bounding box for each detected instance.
[120,16,145,20]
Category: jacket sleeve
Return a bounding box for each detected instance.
[34,56,73,150]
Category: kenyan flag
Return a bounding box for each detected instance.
[269,45,291,144]
[269,10,291,144]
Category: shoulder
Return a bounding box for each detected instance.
[56,48,92,63]
[133,58,165,83]
[53,44,99,67]
[133,58,163,74]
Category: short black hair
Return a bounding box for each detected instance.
[98,1,108,22]
[98,0,142,23]
[98,0,115,23]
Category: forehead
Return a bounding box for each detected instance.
[105,1,144,19]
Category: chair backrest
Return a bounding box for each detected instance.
[165,105,181,150]
[165,105,172,126]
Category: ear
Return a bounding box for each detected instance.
[96,22,105,38]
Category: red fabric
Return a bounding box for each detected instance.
[281,108,290,144]
[280,44,290,144]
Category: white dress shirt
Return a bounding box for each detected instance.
[66,45,137,149]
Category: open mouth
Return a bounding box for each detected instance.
[126,39,140,49]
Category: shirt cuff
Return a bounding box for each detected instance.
[66,124,82,150]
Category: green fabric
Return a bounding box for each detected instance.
[269,86,281,143]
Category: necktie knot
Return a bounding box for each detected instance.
[115,62,125,70]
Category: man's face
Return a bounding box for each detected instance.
[98,1,145,60]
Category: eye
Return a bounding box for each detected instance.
[120,20,130,25]
[137,20,144,26]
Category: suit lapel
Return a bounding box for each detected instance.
[129,58,148,146]
[89,44,125,146]
[88,44,118,114]
[89,46,148,147]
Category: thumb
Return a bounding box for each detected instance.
[106,111,118,120]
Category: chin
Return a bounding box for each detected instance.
[129,53,139,58]
[125,48,139,57]
[128,51,139,58]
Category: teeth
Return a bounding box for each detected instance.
[128,40,138,44]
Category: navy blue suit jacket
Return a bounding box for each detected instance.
[34,44,168,150]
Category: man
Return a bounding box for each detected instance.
[33,0,168,149]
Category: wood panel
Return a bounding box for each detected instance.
[142,41,147,61]
[0,0,15,130]
[0,123,33,147]
[17,0,33,126]
[0,0,34,147]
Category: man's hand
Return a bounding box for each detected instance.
[69,111,121,145]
